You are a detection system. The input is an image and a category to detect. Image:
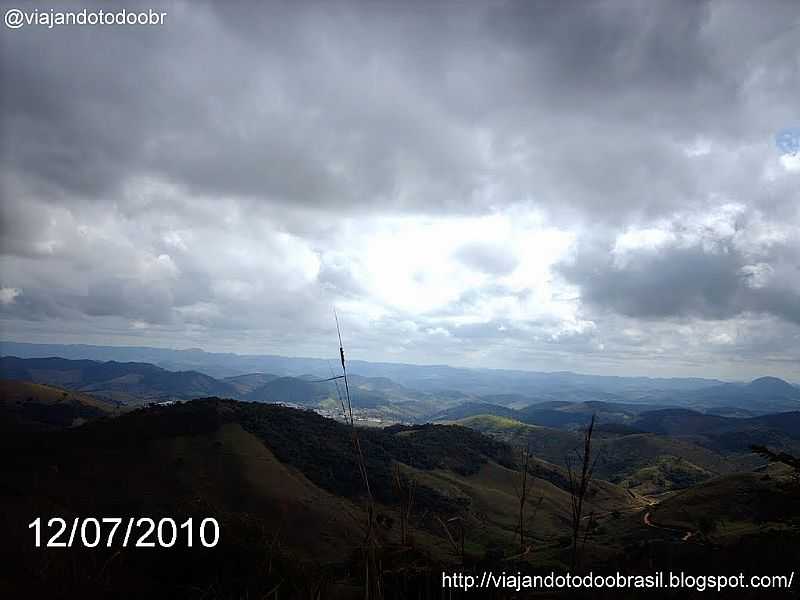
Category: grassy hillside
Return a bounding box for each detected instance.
[435,398,664,431]
[650,467,800,540]
[456,414,752,495]
[454,414,579,463]
[401,458,637,552]
[620,456,714,495]
[0,379,122,430]
[430,402,520,422]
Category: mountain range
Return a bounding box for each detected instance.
[2,350,799,418]
[2,341,747,399]
[0,341,800,415]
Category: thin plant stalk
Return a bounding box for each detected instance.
[566,413,597,571]
[516,444,532,554]
[334,310,375,536]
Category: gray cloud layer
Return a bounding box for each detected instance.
[1,0,798,379]
[560,210,800,324]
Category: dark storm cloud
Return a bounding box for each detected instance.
[1,0,799,377]
[3,0,796,218]
[566,245,743,319]
[487,0,718,97]
[1,0,493,213]
[560,221,800,324]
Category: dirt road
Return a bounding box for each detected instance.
[643,511,695,542]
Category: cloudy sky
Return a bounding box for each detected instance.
[1,0,799,379]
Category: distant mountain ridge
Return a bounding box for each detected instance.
[748,376,798,394]
[3,342,798,416]
[0,356,237,404]
[655,377,800,413]
[0,341,737,400]
[634,407,800,441]
[0,356,442,418]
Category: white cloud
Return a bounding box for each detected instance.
[780,153,800,172]
[0,287,21,306]
[325,208,576,326]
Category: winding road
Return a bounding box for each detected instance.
[643,511,695,542]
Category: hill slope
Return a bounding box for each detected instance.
[456,415,749,494]
[0,379,122,430]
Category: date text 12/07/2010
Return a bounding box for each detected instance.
[28,517,220,548]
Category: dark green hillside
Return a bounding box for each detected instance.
[458,415,744,494]
[455,415,579,464]
[747,411,800,436]
[0,379,122,431]
[236,402,516,504]
[634,408,730,435]
[650,468,800,537]
[634,409,800,455]
[594,422,646,435]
